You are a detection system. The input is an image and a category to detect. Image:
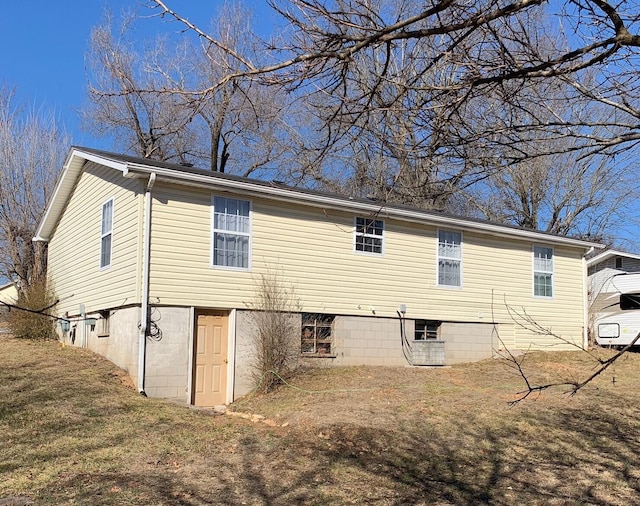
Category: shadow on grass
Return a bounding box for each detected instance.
[4,340,640,505]
[225,400,640,505]
[13,398,640,505]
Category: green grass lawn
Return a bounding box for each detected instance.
[2,336,640,505]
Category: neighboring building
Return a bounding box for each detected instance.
[35,147,602,406]
[0,281,18,333]
[588,249,640,346]
[0,281,18,305]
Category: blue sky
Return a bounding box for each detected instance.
[0,1,275,147]
[1,1,638,249]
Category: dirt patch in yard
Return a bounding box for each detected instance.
[2,338,640,505]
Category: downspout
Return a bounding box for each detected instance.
[582,246,595,349]
[138,172,156,395]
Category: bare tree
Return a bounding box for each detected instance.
[496,300,640,404]
[83,5,297,177]
[83,11,205,165]
[145,1,640,225]
[0,88,70,293]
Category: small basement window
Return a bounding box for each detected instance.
[302,314,334,355]
[97,310,110,337]
[415,320,441,340]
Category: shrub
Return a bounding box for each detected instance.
[249,269,301,393]
[7,279,57,340]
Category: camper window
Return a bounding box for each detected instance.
[620,293,640,310]
[598,323,620,338]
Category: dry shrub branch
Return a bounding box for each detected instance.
[248,268,302,393]
[7,278,57,340]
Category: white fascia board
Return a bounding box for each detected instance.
[587,249,640,267]
[126,164,602,251]
[33,148,131,242]
[77,151,129,175]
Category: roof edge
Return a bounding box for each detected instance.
[587,249,640,267]
[35,147,605,251]
[34,147,131,242]
[126,162,603,250]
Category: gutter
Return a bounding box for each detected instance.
[138,173,156,395]
[123,164,602,250]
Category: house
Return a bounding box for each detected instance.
[0,281,18,333]
[35,147,602,406]
[587,249,640,346]
[0,281,18,305]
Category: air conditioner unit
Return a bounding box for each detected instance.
[412,340,445,366]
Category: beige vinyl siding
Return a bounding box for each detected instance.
[47,162,143,316]
[148,184,586,350]
[0,283,17,304]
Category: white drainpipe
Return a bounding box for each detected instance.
[138,173,156,395]
[582,246,595,349]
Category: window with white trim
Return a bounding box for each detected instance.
[100,199,113,269]
[354,217,384,254]
[438,230,462,287]
[533,245,553,297]
[212,196,251,269]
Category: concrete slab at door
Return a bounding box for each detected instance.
[193,312,228,407]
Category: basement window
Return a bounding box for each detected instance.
[301,314,334,355]
[97,310,110,337]
[414,320,441,340]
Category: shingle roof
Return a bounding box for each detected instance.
[34,146,604,251]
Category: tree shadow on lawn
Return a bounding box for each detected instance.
[25,397,640,505]
[230,398,640,505]
[10,380,640,506]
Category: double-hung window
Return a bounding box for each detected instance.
[438,230,462,287]
[354,217,384,254]
[212,196,251,269]
[100,199,113,269]
[533,245,553,297]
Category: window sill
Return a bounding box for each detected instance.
[301,353,336,358]
[436,284,463,290]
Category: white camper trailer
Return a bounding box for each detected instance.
[592,272,640,347]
